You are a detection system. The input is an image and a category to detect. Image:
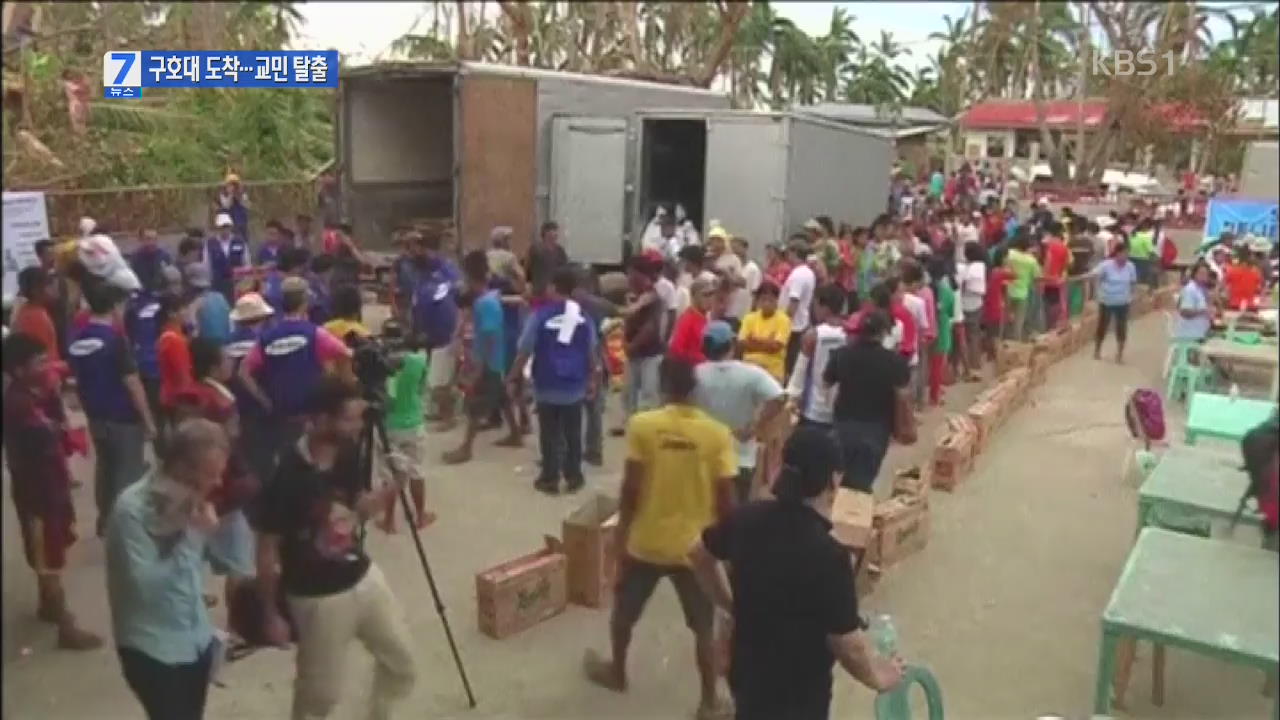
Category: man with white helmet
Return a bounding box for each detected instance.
[206,212,248,301]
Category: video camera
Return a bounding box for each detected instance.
[344,319,407,403]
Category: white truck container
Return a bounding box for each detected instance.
[1240,140,1279,199]
[337,62,729,256]
[558,109,892,264]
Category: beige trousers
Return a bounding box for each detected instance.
[287,563,416,720]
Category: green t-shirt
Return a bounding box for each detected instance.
[385,351,428,430]
[933,279,955,355]
[1005,249,1042,300]
[1129,230,1155,259]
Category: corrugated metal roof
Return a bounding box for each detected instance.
[340,60,729,98]
[798,102,951,127]
[863,124,948,139]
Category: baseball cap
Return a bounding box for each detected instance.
[771,425,841,501]
[803,218,823,232]
[702,320,735,350]
[214,213,233,228]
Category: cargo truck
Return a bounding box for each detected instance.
[336,61,728,256]
[338,62,893,263]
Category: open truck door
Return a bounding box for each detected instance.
[702,113,788,254]
[549,115,629,265]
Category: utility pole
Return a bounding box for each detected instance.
[1076,1,1089,185]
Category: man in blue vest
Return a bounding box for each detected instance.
[124,290,164,454]
[67,281,157,535]
[237,277,352,479]
[508,266,600,495]
[411,230,463,431]
[207,212,248,301]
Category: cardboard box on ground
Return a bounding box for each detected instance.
[563,494,620,608]
[476,537,568,639]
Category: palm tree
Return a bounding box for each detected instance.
[727,1,776,107]
[813,6,858,101]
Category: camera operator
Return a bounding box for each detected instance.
[237,276,352,480]
[255,376,416,720]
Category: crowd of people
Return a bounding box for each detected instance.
[2,158,1277,720]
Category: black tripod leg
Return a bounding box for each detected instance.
[372,416,479,709]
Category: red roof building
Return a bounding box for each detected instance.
[960,99,1206,132]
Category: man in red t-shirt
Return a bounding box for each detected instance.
[983,262,1014,360]
[982,207,1006,247]
[13,266,61,362]
[668,275,718,365]
[1041,222,1071,329]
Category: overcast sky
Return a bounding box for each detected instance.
[295,1,1248,72]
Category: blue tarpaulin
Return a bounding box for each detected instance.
[1201,197,1278,247]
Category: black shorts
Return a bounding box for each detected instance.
[466,369,506,420]
[614,558,713,635]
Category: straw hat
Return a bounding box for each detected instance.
[229,292,274,323]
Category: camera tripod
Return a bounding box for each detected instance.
[358,400,478,709]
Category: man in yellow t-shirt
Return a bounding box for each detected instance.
[737,280,791,381]
[584,357,736,718]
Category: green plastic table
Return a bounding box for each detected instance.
[1137,445,1263,533]
[1185,392,1277,445]
[1093,528,1280,718]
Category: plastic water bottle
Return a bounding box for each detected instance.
[874,614,899,657]
[1230,383,1240,401]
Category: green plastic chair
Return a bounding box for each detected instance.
[875,664,944,720]
[1165,342,1212,404]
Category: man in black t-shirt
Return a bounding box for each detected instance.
[689,426,903,720]
[824,308,911,492]
[256,377,416,719]
[526,221,569,300]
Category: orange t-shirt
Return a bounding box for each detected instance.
[12,303,59,361]
[1223,264,1262,310]
[156,327,193,408]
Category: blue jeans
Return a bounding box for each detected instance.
[833,419,891,493]
[538,402,583,483]
[88,419,147,535]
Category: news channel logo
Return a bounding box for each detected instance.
[102,50,339,98]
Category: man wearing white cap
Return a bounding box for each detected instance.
[207,212,247,301]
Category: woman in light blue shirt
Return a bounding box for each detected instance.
[1173,261,1214,342]
[106,419,235,720]
[1092,243,1138,363]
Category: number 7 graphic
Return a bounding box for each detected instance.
[110,52,135,85]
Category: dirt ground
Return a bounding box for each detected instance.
[5,290,1274,717]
